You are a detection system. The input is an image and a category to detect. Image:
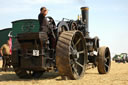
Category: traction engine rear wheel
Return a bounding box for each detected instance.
[97,46,111,74]
[56,31,87,80]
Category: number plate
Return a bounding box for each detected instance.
[33,50,39,56]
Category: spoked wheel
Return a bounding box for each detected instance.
[57,21,69,35]
[56,30,87,80]
[97,46,111,74]
[69,21,78,30]
[14,67,44,78]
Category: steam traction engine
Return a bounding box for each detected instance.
[11,7,111,80]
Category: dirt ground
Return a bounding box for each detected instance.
[0,60,128,85]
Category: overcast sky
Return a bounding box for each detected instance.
[0,0,128,56]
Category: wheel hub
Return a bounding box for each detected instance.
[71,49,80,59]
[72,49,77,55]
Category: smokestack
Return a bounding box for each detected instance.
[81,7,89,35]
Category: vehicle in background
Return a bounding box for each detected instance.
[112,54,120,62]
[113,53,128,63]
[125,53,128,62]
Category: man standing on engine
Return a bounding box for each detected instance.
[38,7,49,56]
[38,7,49,32]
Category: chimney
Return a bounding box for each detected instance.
[81,7,89,36]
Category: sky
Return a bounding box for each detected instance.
[0,0,128,56]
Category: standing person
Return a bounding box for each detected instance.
[8,31,12,55]
[0,40,11,71]
[38,7,49,32]
[38,7,49,56]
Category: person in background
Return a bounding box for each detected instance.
[0,40,11,71]
[8,31,12,55]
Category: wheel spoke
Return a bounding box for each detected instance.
[105,64,109,68]
[104,59,107,63]
[78,50,84,54]
[70,46,74,51]
[74,38,81,47]
[105,56,110,63]
[72,66,79,76]
[71,40,77,50]
[106,56,110,59]
[69,46,74,55]
[75,61,84,68]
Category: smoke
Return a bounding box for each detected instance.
[17,0,87,5]
[77,0,86,4]
[74,0,87,6]
[43,0,87,5]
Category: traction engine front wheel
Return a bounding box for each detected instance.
[97,46,111,74]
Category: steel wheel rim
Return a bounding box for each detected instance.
[69,32,85,78]
[104,48,111,72]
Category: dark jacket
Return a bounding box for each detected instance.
[38,13,49,32]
